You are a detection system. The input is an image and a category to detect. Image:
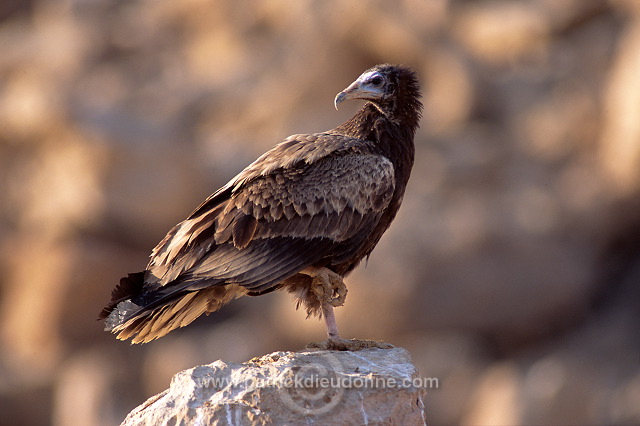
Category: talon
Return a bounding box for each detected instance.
[331,276,348,307]
[309,268,347,307]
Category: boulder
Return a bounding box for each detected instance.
[122,347,427,425]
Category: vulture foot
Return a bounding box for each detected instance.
[306,338,395,351]
[309,268,347,307]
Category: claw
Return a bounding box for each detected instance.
[310,268,347,307]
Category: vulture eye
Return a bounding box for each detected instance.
[370,76,384,86]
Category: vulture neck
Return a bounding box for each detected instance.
[336,84,422,143]
[335,97,420,183]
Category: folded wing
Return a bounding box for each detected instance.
[147,133,396,292]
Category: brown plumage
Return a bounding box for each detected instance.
[100,64,422,344]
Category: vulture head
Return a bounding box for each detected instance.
[334,64,422,127]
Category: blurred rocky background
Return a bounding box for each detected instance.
[0,0,639,425]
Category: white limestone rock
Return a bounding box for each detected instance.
[122,347,427,425]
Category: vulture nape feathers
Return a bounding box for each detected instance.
[100,64,422,350]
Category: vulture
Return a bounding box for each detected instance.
[100,64,422,349]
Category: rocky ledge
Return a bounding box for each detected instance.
[122,347,427,425]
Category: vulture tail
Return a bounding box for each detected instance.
[98,273,244,344]
[98,272,145,322]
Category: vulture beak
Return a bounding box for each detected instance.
[334,80,361,110]
[334,89,349,110]
[334,78,382,110]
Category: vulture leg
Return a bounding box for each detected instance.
[321,302,340,338]
[304,267,394,351]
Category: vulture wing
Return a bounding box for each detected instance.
[147,132,395,291]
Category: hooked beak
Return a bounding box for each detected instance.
[334,91,348,110]
[334,79,382,110]
[334,80,361,110]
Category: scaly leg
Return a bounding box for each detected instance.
[302,267,394,351]
[322,302,340,338]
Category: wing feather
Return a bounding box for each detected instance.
[144,133,395,296]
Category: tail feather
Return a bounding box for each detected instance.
[98,272,145,321]
[99,272,247,343]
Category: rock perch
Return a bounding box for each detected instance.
[122,347,427,425]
